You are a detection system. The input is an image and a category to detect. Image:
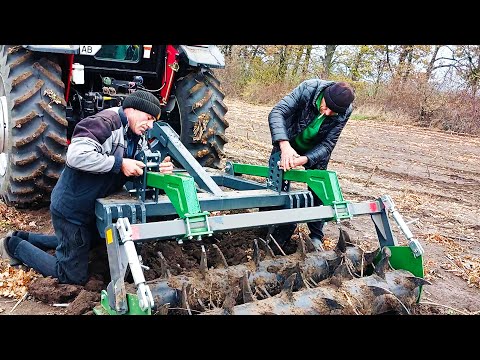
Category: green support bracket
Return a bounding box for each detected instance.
[332,201,353,221]
[231,163,344,206]
[146,172,212,238]
[146,172,201,218]
[184,211,213,238]
[93,290,151,315]
[374,246,425,302]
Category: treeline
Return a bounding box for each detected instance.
[215,45,480,135]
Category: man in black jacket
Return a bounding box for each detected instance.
[0,90,174,284]
[268,79,354,249]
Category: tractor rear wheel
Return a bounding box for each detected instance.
[169,69,228,168]
[0,45,67,207]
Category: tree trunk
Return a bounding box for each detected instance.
[324,45,337,78]
[302,45,312,75]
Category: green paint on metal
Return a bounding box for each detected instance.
[146,172,201,218]
[184,211,213,238]
[146,172,212,238]
[93,290,151,315]
[232,163,269,177]
[285,169,344,205]
[231,163,344,205]
[375,246,425,302]
[332,201,353,221]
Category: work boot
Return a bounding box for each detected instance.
[310,236,324,251]
[0,232,22,266]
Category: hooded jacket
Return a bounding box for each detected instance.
[268,79,352,169]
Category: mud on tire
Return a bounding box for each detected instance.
[0,45,67,207]
[170,69,228,168]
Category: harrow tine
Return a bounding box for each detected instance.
[336,229,348,253]
[258,237,276,259]
[303,236,317,253]
[199,245,208,277]
[222,284,240,315]
[364,247,381,265]
[180,283,192,315]
[212,244,229,268]
[375,247,392,279]
[252,239,261,268]
[268,234,286,256]
[157,251,171,278]
[332,263,354,282]
[293,262,310,289]
[296,233,307,259]
[339,227,353,247]
[241,270,256,303]
[280,273,297,301]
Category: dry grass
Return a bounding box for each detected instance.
[352,104,414,125]
[420,233,480,289]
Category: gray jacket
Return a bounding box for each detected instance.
[51,107,147,224]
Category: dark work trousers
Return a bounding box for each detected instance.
[11,212,99,285]
[266,147,325,244]
[267,185,325,245]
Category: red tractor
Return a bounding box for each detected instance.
[0,45,229,206]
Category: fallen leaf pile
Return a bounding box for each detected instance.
[0,260,38,299]
[0,203,38,232]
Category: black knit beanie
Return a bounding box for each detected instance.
[323,82,355,114]
[122,90,161,120]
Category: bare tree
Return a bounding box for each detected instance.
[278,45,290,80]
[302,45,312,75]
[291,45,305,77]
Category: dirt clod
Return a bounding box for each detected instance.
[28,277,82,304]
[66,289,100,315]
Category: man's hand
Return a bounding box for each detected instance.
[292,155,308,168]
[279,140,299,171]
[278,155,308,170]
[159,156,174,174]
[121,158,145,177]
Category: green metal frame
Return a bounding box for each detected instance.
[146,172,201,218]
[230,163,352,221]
[146,172,212,238]
[374,246,425,302]
[230,163,344,205]
[93,290,151,315]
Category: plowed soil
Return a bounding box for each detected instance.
[1,98,479,315]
